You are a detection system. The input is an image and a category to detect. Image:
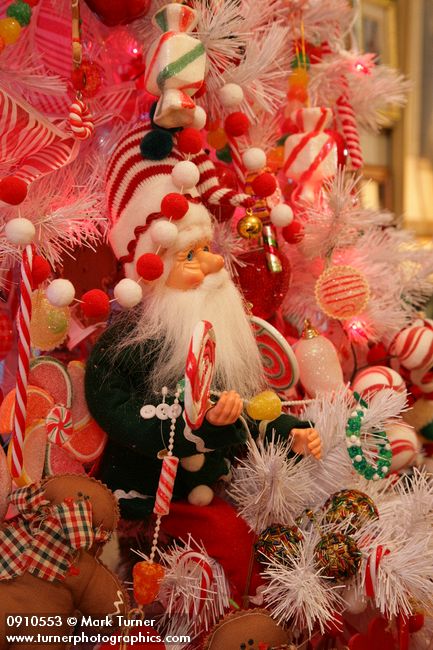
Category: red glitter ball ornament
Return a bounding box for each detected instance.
[71,60,102,97]
[282,220,304,244]
[224,111,249,137]
[0,176,28,205]
[0,312,13,361]
[251,172,277,198]
[235,250,291,319]
[31,255,51,287]
[136,253,164,281]
[160,193,189,220]
[81,289,110,318]
[82,0,151,26]
[177,128,202,154]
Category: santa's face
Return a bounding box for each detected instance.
[165,239,224,290]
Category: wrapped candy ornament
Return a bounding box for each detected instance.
[283,107,338,204]
[144,3,206,128]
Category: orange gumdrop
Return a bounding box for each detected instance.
[207,127,228,150]
[289,68,309,88]
[267,146,285,172]
[133,562,165,605]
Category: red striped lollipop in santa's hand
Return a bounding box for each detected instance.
[184,320,216,430]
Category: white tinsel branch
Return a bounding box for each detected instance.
[280,0,354,45]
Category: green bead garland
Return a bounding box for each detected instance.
[345,392,393,480]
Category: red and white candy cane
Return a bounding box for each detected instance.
[177,550,214,616]
[154,455,179,517]
[227,135,245,184]
[10,245,33,480]
[184,320,216,430]
[336,77,363,170]
[364,545,390,598]
[69,99,94,140]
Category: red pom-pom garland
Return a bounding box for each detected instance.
[282,220,304,244]
[136,253,164,281]
[81,289,110,318]
[224,112,250,137]
[31,255,51,287]
[160,193,189,221]
[251,172,277,198]
[0,176,28,205]
[177,128,202,155]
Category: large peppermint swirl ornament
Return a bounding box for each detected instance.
[46,405,73,445]
[389,319,433,372]
[184,320,216,430]
[251,316,299,393]
[346,393,393,480]
[68,99,95,140]
[352,365,406,398]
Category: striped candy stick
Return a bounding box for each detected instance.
[10,245,33,480]
[153,454,179,516]
[336,76,363,169]
[227,134,245,185]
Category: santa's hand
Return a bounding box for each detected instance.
[206,390,243,426]
[291,428,322,459]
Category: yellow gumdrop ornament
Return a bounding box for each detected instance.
[247,390,282,421]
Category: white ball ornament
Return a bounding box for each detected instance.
[46,279,75,307]
[270,203,294,227]
[171,160,200,190]
[218,83,244,108]
[150,220,178,247]
[5,218,35,245]
[192,105,207,130]
[114,278,143,309]
[242,147,267,171]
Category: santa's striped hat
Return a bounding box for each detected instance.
[106,121,252,280]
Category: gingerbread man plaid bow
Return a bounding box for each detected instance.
[0,484,106,582]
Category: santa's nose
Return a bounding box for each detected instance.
[197,250,224,275]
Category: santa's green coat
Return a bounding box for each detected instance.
[85,319,310,519]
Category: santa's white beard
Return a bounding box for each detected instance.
[120,268,266,398]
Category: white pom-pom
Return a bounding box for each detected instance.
[46,279,75,307]
[192,105,207,130]
[218,83,244,108]
[150,220,178,247]
[270,203,294,227]
[113,278,143,309]
[171,160,200,190]
[5,218,35,245]
[242,147,266,171]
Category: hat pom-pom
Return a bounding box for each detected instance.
[161,193,189,220]
[114,278,143,309]
[150,220,178,247]
[46,279,76,307]
[140,130,174,161]
[136,253,164,281]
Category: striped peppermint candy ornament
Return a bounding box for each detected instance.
[364,545,390,598]
[69,99,94,140]
[390,320,433,372]
[153,455,179,516]
[384,421,419,472]
[46,405,73,445]
[352,365,406,398]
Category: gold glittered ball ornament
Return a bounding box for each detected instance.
[315,265,370,320]
[30,290,70,351]
[237,211,263,239]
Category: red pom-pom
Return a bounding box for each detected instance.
[160,193,189,220]
[31,255,51,287]
[0,176,28,205]
[282,220,304,244]
[251,172,277,198]
[81,289,110,318]
[224,112,249,137]
[177,128,203,155]
[136,253,164,281]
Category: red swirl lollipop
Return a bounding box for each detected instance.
[184,320,216,430]
[251,316,299,393]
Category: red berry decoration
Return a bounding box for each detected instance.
[282,220,304,244]
[224,111,250,137]
[251,172,277,198]
[136,253,164,281]
[31,255,51,287]
[81,289,110,318]
[160,193,189,220]
[0,176,28,205]
[71,60,102,97]
[177,128,202,155]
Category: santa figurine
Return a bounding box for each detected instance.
[85,121,322,602]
